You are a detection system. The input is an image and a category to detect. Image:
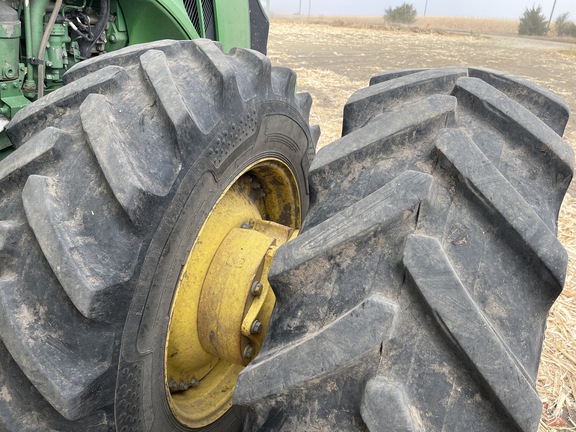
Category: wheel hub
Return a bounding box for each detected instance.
[164,159,300,428]
[197,220,292,366]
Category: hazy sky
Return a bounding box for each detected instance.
[270,0,576,20]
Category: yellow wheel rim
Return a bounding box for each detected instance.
[165,159,300,428]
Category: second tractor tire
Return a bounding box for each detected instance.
[235,67,573,432]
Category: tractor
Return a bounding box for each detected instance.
[0,1,571,431]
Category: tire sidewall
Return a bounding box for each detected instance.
[115,99,312,432]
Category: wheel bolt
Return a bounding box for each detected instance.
[251,281,263,296]
[240,219,255,229]
[168,377,177,391]
[189,377,199,388]
[243,344,254,359]
[178,380,188,391]
[250,319,262,335]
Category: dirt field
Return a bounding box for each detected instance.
[268,19,576,431]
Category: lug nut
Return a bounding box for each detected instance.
[178,380,188,391]
[240,219,255,229]
[243,344,254,359]
[251,281,263,296]
[168,377,177,391]
[189,376,199,388]
[250,319,262,335]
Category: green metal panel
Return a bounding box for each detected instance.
[118,0,199,44]
[119,0,250,51]
[213,0,250,52]
[118,0,252,50]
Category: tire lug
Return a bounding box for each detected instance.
[251,281,263,296]
[250,319,262,335]
[243,344,254,359]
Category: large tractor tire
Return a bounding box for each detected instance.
[234,68,573,431]
[0,40,316,431]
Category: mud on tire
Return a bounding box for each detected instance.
[235,67,574,432]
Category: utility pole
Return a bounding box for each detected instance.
[308,0,312,18]
[548,0,557,30]
[299,0,302,15]
[424,0,429,16]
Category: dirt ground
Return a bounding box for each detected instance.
[268,19,576,431]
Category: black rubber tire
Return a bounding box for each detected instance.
[0,39,316,431]
[234,67,574,431]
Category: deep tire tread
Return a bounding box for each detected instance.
[454,77,573,175]
[235,295,397,404]
[295,92,312,123]
[468,67,570,135]
[229,47,273,99]
[270,170,432,301]
[343,67,468,135]
[247,67,572,431]
[138,48,205,154]
[453,77,573,230]
[361,378,421,432]
[369,68,429,85]
[80,92,181,225]
[271,67,297,104]
[62,40,183,84]
[188,39,244,111]
[0,277,115,421]
[0,221,24,268]
[404,234,542,432]
[7,66,129,146]
[0,127,66,187]
[0,340,109,432]
[305,94,455,229]
[22,174,141,322]
[435,128,567,290]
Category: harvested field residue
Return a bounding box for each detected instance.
[559,49,576,58]
[415,16,519,35]
[272,15,520,36]
[269,19,576,431]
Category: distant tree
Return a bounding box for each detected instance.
[384,3,417,24]
[555,12,576,37]
[518,5,548,36]
[564,22,576,37]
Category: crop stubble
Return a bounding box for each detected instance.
[268,19,576,431]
